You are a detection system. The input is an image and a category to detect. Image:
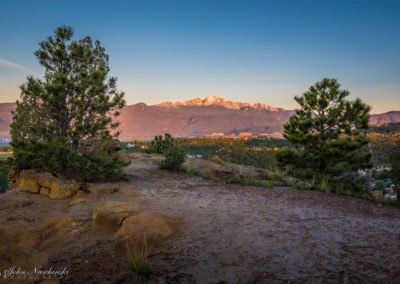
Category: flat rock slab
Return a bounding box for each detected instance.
[93,201,140,230]
[114,212,182,251]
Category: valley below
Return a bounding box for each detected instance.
[1,153,400,283]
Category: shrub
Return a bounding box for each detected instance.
[264,168,285,182]
[218,145,276,169]
[182,166,201,177]
[372,168,391,180]
[375,180,386,191]
[159,145,185,171]
[147,133,175,154]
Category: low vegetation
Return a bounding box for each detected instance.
[147,133,186,171]
[137,79,399,205]
[127,249,152,281]
[159,144,186,171]
[228,177,277,188]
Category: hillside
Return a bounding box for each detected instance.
[370,111,400,125]
[0,97,399,139]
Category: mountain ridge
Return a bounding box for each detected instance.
[155,96,281,111]
[0,97,399,139]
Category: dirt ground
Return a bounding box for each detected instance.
[1,157,400,283]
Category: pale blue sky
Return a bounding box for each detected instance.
[0,0,399,113]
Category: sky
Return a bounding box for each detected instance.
[0,0,399,114]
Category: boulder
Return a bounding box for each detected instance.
[114,212,182,250]
[37,173,80,199]
[40,187,51,196]
[48,180,80,200]
[37,172,59,189]
[16,170,40,193]
[93,201,140,230]
[14,171,80,199]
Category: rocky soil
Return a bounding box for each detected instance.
[1,153,400,283]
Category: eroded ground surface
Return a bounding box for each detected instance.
[1,155,400,283]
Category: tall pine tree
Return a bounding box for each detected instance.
[275,78,372,176]
[10,26,128,180]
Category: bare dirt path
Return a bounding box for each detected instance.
[127,163,400,283]
[1,158,400,283]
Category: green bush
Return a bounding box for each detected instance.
[159,145,185,171]
[182,166,201,177]
[147,133,175,154]
[372,168,391,180]
[375,180,386,191]
[218,145,276,169]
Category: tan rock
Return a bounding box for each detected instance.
[93,201,140,230]
[48,180,80,200]
[37,173,81,199]
[0,217,80,272]
[40,187,51,196]
[114,212,182,250]
[35,217,81,248]
[16,170,40,193]
[37,172,59,189]
[68,191,88,206]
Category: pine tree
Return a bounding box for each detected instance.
[10,26,128,180]
[275,78,372,176]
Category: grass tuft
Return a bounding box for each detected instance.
[126,237,152,281]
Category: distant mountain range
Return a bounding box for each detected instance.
[0,96,399,140]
